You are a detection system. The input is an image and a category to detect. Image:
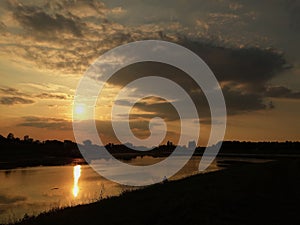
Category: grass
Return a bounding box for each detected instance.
[11,159,300,225]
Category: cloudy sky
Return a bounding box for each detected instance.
[0,0,299,145]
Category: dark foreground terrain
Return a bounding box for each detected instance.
[11,159,300,225]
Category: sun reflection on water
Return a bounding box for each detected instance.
[72,165,81,197]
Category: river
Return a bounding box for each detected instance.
[0,156,267,224]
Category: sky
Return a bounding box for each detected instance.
[0,0,299,146]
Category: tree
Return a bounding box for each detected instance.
[7,133,14,140]
[24,135,30,142]
[83,139,92,146]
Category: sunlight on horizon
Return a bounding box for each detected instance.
[72,165,81,198]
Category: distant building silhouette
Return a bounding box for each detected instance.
[167,140,173,147]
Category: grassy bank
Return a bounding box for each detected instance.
[13,159,300,225]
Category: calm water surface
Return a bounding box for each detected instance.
[0,156,266,224]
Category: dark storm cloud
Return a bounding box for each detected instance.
[1,0,292,84]
[265,86,300,99]
[0,21,6,32]
[0,0,134,74]
[106,43,288,117]
[131,102,179,121]
[11,2,83,36]
[94,119,179,143]
[0,87,34,105]
[0,0,297,122]
[0,96,34,105]
[0,86,69,104]
[178,39,287,91]
[285,0,300,32]
[195,118,225,125]
[115,97,179,121]
[222,86,267,113]
[115,88,267,119]
[18,116,72,130]
[106,39,287,91]
[35,93,69,100]
[0,87,30,97]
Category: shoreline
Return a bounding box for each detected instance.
[1,153,299,171]
[11,158,300,225]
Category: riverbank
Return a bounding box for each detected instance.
[1,153,299,170]
[11,159,300,225]
[1,138,299,170]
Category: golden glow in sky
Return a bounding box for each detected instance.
[0,0,299,145]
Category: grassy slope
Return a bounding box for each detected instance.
[14,159,300,225]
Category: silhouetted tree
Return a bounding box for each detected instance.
[7,133,14,141]
[83,140,92,146]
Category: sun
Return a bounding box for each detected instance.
[73,104,88,120]
[75,105,85,115]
